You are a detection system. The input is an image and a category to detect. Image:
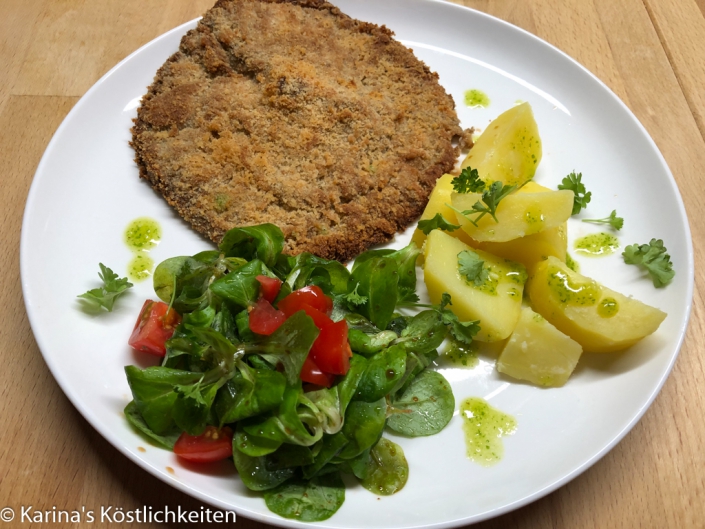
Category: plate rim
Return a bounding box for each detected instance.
[20,1,695,527]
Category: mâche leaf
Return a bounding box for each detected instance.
[387,370,454,437]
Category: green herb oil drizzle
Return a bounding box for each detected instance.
[125,217,161,282]
[461,397,516,466]
[574,232,619,257]
[464,89,490,108]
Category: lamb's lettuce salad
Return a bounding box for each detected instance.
[123,224,476,521]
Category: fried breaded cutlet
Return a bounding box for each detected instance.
[131,0,462,261]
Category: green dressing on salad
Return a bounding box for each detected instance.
[442,341,479,368]
[461,397,517,466]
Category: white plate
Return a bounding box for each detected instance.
[21,0,694,527]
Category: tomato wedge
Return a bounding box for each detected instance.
[278,285,333,315]
[173,426,233,463]
[128,300,181,357]
[310,320,352,375]
[255,275,283,303]
[249,298,287,335]
[280,302,333,329]
[300,355,336,387]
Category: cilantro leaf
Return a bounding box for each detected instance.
[457,250,489,286]
[582,210,624,230]
[448,181,516,226]
[78,263,133,312]
[417,213,460,235]
[558,171,592,215]
[435,293,480,344]
[622,239,675,288]
[452,166,485,193]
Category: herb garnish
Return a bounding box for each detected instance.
[417,213,460,235]
[623,238,675,287]
[582,210,623,230]
[447,180,516,226]
[78,263,133,312]
[451,166,485,193]
[457,250,489,286]
[558,171,591,215]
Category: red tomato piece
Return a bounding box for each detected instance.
[310,320,352,375]
[255,275,282,303]
[173,426,233,463]
[280,302,333,330]
[278,285,333,316]
[300,355,336,388]
[248,298,287,335]
[128,300,181,357]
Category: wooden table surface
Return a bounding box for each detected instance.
[1,0,704,527]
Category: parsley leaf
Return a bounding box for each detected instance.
[558,171,592,215]
[417,213,460,235]
[457,250,489,286]
[436,293,480,344]
[448,181,516,226]
[452,166,485,193]
[622,239,675,288]
[582,210,624,230]
[343,282,368,307]
[78,263,133,312]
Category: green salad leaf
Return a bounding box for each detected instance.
[360,437,409,496]
[387,370,455,437]
[264,472,345,522]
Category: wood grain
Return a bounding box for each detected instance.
[1,0,704,527]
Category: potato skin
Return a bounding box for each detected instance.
[528,257,667,353]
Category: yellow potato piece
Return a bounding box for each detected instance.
[411,174,474,249]
[497,307,583,387]
[460,102,542,187]
[450,188,573,242]
[471,182,567,270]
[423,230,527,342]
[528,257,667,353]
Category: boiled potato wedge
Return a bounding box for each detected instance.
[424,230,526,342]
[411,174,475,249]
[460,102,542,187]
[472,182,567,270]
[528,257,667,353]
[450,187,573,242]
[497,307,583,387]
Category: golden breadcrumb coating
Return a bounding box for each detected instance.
[132,0,461,261]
